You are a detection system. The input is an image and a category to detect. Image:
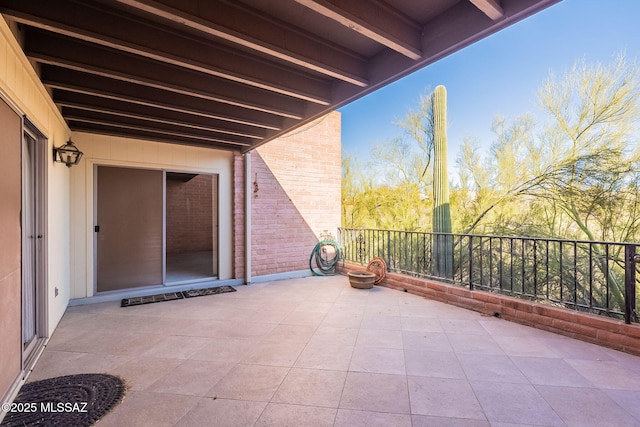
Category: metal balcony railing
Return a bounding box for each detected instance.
[338,228,640,324]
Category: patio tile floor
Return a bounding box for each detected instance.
[29,275,640,426]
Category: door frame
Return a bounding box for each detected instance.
[21,117,48,369]
[92,163,220,294]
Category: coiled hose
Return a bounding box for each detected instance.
[309,240,344,276]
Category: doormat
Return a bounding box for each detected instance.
[120,286,236,307]
[0,373,126,427]
[182,285,236,298]
[120,291,184,307]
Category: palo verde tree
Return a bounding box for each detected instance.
[457,53,640,310]
[537,54,640,310]
[341,153,429,230]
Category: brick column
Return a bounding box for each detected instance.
[233,152,245,280]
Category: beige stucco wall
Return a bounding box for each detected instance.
[0,19,72,339]
[69,133,235,299]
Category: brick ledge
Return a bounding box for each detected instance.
[343,263,640,356]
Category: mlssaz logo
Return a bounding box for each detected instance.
[40,402,88,413]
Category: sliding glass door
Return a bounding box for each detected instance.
[95,167,218,292]
[96,166,163,292]
[21,124,45,363]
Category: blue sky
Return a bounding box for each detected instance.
[339,0,640,173]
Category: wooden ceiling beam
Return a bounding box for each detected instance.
[42,68,284,131]
[469,0,504,20]
[112,0,368,87]
[294,0,422,60]
[62,107,256,145]
[0,0,332,104]
[56,97,266,140]
[65,114,253,147]
[25,30,304,119]
[68,121,246,151]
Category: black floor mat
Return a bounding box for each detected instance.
[182,285,236,298]
[120,291,184,307]
[0,374,126,427]
[121,286,236,307]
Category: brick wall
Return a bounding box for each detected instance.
[343,263,640,356]
[255,112,341,238]
[232,112,342,279]
[166,174,214,254]
[252,112,341,277]
[249,152,318,276]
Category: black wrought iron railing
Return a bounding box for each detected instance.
[338,227,640,324]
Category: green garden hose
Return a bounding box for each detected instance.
[309,240,344,276]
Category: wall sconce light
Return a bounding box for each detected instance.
[53,140,83,167]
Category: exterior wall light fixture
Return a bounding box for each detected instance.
[53,140,83,167]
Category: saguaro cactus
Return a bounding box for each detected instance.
[431,85,453,277]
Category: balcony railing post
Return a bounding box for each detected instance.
[624,244,638,324]
[468,235,474,290]
[386,230,391,271]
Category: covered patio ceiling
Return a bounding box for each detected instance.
[0,0,559,152]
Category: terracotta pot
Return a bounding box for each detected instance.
[348,271,376,289]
